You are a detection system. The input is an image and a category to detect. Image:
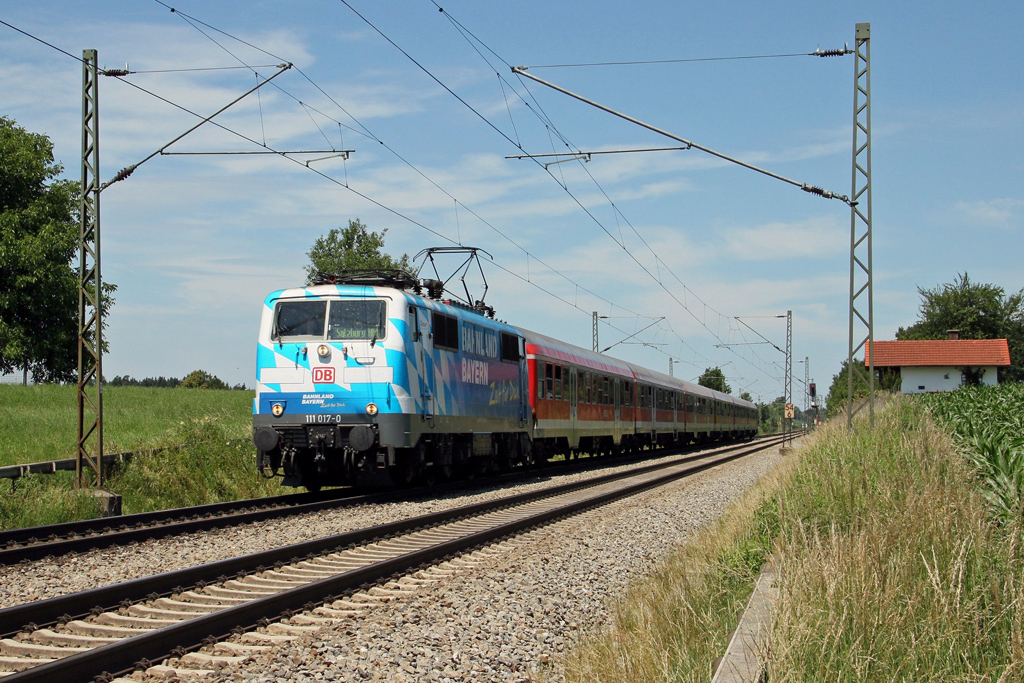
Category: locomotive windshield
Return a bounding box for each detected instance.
[273,299,386,342]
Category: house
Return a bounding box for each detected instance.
[865,332,1011,394]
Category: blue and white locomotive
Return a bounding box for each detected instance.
[252,272,530,490]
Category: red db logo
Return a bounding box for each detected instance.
[312,367,335,383]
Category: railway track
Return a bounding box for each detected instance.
[0,433,789,682]
[0,436,776,565]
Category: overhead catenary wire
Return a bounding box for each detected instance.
[3,9,681,368]
[423,3,793,382]
[3,10,763,380]
[154,1,699,364]
[425,3,803,373]
[518,47,853,69]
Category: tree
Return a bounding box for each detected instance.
[305,219,412,285]
[896,273,1024,382]
[824,358,869,418]
[758,396,786,434]
[697,367,732,394]
[180,370,228,390]
[0,116,115,383]
[739,391,753,403]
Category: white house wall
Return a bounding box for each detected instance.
[899,366,999,393]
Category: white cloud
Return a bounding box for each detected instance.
[720,215,846,261]
[954,198,1022,229]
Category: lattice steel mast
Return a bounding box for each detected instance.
[785,310,792,446]
[847,23,874,429]
[77,49,103,489]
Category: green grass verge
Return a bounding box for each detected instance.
[0,384,252,467]
[0,385,279,530]
[561,395,1023,682]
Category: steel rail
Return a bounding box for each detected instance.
[0,436,771,564]
[0,434,789,682]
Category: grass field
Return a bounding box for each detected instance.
[0,385,277,529]
[0,384,252,466]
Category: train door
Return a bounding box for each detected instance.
[569,367,579,449]
[412,306,434,421]
[518,337,528,424]
[614,377,622,445]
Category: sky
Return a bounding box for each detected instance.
[1,0,1022,402]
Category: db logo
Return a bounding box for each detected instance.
[312,367,335,383]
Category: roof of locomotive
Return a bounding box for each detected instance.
[262,284,521,332]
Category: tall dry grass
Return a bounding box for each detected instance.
[768,396,1023,682]
[559,451,795,682]
[559,395,1023,682]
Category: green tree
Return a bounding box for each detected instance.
[739,391,753,403]
[758,396,786,434]
[180,369,228,390]
[0,116,115,383]
[896,273,1024,382]
[697,366,731,394]
[305,218,412,285]
[824,358,870,418]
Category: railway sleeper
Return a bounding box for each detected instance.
[203,585,275,600]
[238,632,298,645]
[286,613,337,626]
[150,597,223,614]
[179,651,248,668]
[175,590,249,606]
[222,578,291,592]
[93,612,180,629]
[126,604,198,621]
[27,629,119,648]
[0,638,88,659]
[0,654,56,672]
[237,574,311,589]
[213,641,273,656]
[270,566,337,580]
[64,620,146,638]
[314,605,365,617]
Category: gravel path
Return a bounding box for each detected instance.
[0,444,767,609]
[186,445,784,682]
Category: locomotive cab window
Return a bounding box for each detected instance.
[327,300,386,341]
[273,299,386,342]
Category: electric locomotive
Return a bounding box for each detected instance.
[252,271,530,490]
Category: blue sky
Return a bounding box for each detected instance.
[2,1,1021,401]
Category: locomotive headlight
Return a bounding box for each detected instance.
[271,403,284,417]
[317,344,329,357]
[365,402,379,416]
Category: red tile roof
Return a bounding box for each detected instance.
[865,339,1011,367]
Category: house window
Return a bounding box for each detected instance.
[918,385,925,390]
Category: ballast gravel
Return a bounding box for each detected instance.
[188,446,782,682]
[0,445,769,609]
[0,443,784,682]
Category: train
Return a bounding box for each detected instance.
[252,271,757,491]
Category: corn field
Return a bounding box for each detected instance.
[921,383,1024,522]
